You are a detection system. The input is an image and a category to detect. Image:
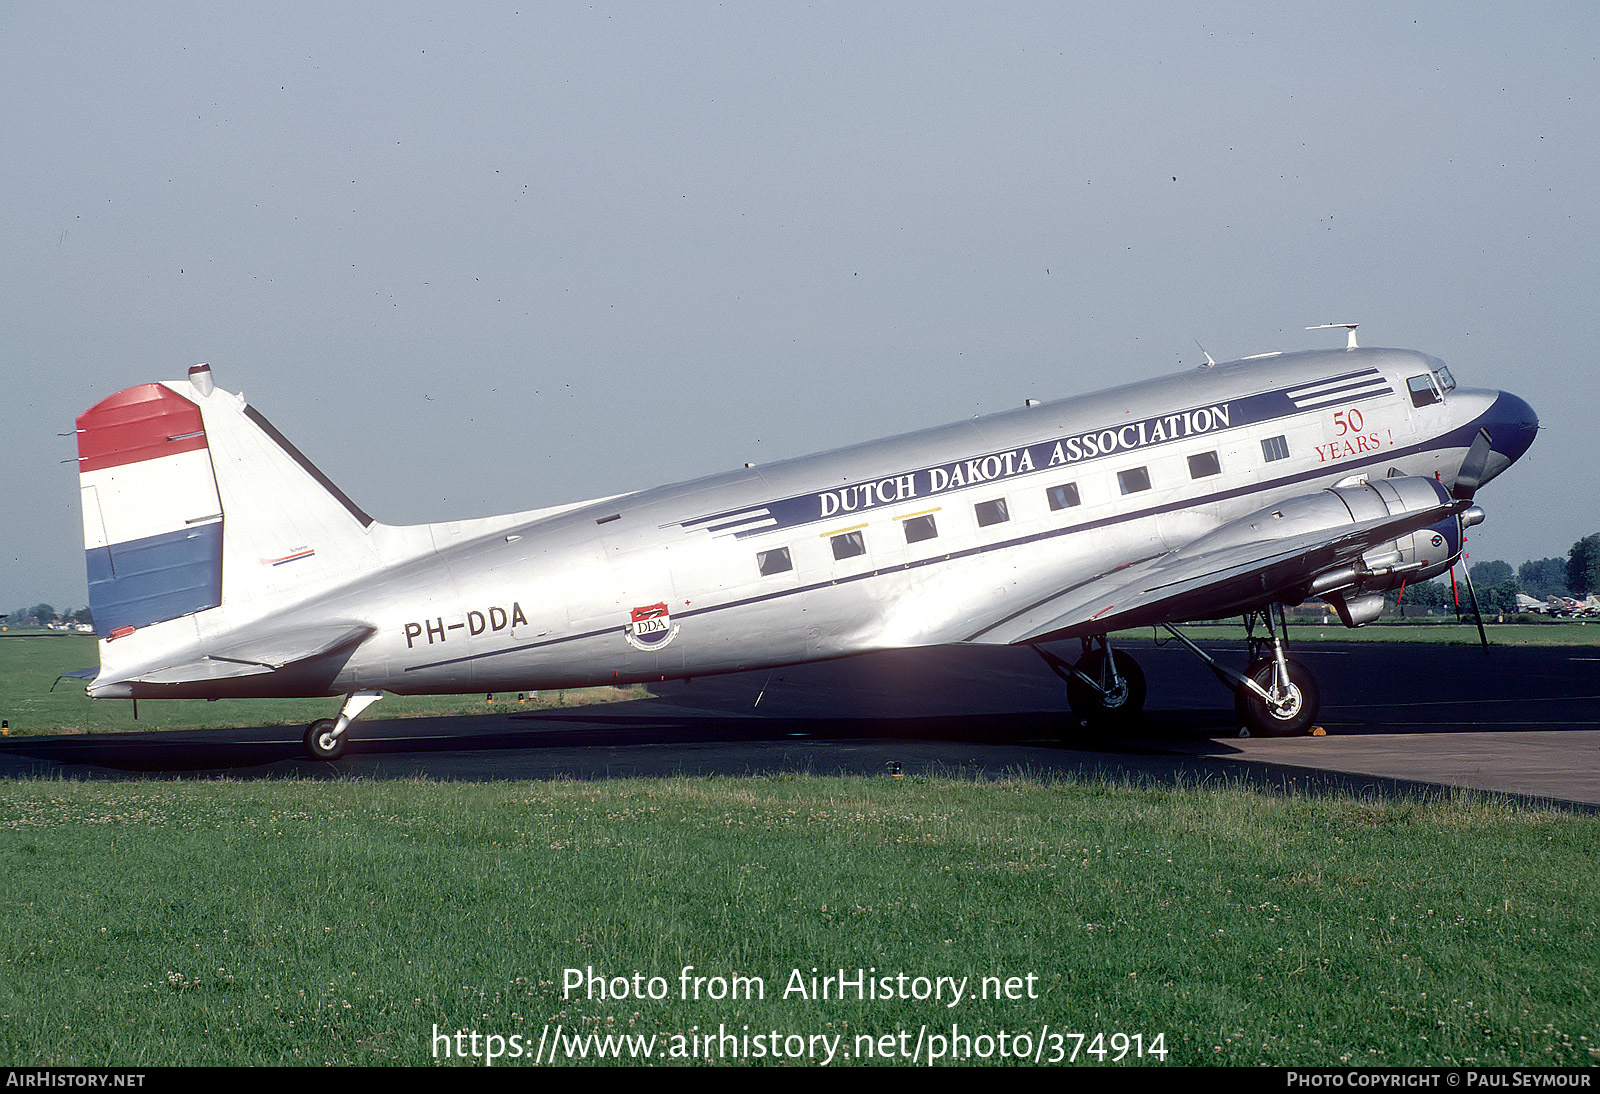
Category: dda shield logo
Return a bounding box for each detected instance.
[625,602,678,651]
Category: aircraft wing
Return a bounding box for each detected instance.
[966,482,1468,646]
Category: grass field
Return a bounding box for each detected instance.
[0,635,645,738]
[4,636,1597,1067]
[1,775,1595,1067]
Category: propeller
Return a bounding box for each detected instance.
[1457,557,1489,655]
[1446,500,1490,654]
[1452,427,1494,500]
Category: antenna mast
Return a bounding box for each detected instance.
[1306,323,1360,350]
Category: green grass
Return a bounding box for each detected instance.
[0,636,646,737]
[1,776,1595,1066]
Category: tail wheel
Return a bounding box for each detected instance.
[1236,658,1320,737]
[304,718,347,761]
[1066,649,1146,723]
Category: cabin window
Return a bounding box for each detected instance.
[1117,467,1151,494]
[1047,482,1080,510]
[902,514,938,544]
[974,499,1009,527]
[757,547,792,576]
[1407,374,1442,407]
[1188,451,1221,479]
[1261,435,1290,462]
[830,531,865,560]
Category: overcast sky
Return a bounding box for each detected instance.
[4,2,1595,612]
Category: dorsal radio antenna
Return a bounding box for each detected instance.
[1307,322,1360,350]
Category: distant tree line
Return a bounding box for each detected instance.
[5,604,94,627]
[1387,533,1600,616]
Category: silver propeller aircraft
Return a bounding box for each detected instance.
[75,329,1537,759]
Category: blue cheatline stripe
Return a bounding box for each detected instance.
[1284,367,1382,397]
[85,521,223,634]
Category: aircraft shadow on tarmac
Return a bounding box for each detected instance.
[9,704,1571,812]
[4,641,1597,793]
[0,705,1234,774]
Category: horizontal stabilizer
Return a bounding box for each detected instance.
[119,623,373,686]
[52,667,99,692]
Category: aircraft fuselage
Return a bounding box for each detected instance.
[87,346,1535,702]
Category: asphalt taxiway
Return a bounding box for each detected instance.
[3,639,1597,807]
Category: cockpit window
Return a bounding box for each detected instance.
[1407,374,1442,407]
[1434,366,1456,392]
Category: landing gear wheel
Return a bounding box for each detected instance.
[1236,658,1319,737]
[1066,649,1147,724]
[304,718,347,761]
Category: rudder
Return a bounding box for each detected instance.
[78,380,224,639]
[77,364,383,650]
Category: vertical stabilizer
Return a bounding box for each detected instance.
[77,367,391,679]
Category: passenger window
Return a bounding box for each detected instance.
[1047,483,1080,510]
[1118,467,1151,494]
[1188,451,1221,479]
[1408,374,1441,407]
[1261,435,1290,462]
[757,547,792,576]
[902,514,938,544]
[974,499,1009,527]
[830,531,865,560]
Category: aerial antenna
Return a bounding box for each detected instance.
[1306,322,1359,349]
[1194,340,1216,368]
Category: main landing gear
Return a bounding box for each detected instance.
[1033,635,1147,726]
[1033,603,1322,737]
[1159,604,1321,737]
[303,690,383,760]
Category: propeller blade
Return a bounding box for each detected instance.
[1459,560,1489,655]
[1452,427,1494,500]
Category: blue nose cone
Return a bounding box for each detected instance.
[1488,390,1539,465]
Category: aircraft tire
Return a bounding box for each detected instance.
[304,718,347,761]
[1236,659,1319,737]
[1066,649,1146,724]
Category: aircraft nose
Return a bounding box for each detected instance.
[1486,390,1539,465]
[1453,389,1538,499]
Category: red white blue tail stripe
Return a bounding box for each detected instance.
[77,384,224,637]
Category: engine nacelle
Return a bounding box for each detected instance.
[1301,479,1481,625]
[1360,514,1463,583]
[1155,475,1474,627]
[1185,475,1456,560]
